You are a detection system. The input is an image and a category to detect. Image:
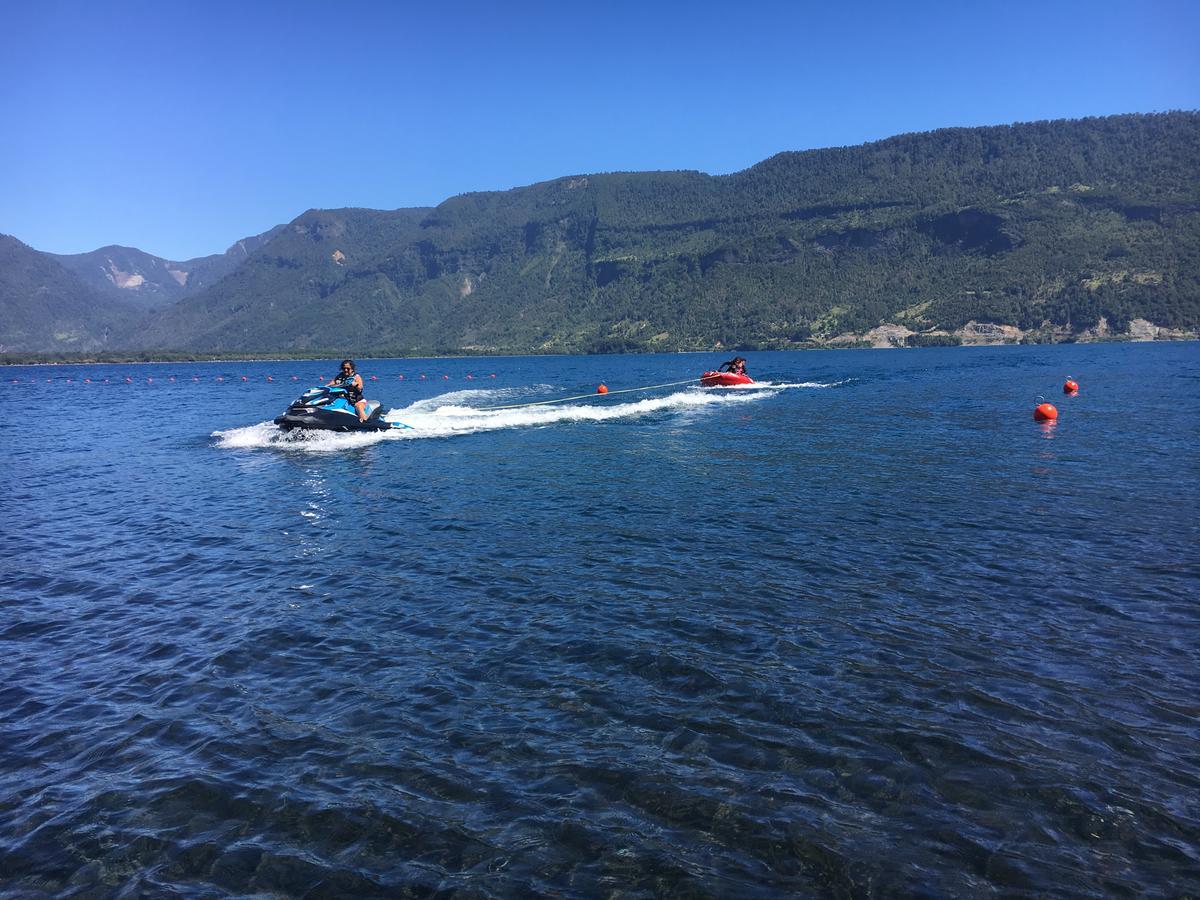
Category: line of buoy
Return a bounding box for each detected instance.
[5,372,500,385]
[1034,375,1082,422]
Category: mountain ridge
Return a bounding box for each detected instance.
[47,225,286,312]
[3,111,1197,357]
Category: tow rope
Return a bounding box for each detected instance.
[479,378,699,411]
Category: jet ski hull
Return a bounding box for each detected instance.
[273,408,395,432]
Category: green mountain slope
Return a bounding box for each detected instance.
[4,112,1197,358]
[0,235,139,352]
[133,208,432,350]
[137,112,1199,355]
[48,226,285,311]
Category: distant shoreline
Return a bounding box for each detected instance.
[2,334,1194,366]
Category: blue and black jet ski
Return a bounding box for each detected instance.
[274,385,409,432]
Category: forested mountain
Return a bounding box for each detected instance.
[48,225,285,311]
[0,235,137,352]
[133,208,432,350]
[0,226,285,352]
[3,112,1198,357]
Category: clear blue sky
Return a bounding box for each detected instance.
[2,0,1196,260]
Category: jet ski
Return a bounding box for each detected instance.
[274,385,410,432]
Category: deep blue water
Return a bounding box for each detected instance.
[2,343,1198,897]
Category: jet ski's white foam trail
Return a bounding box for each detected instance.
[211,380,836,453]
[211,421,402,453]
[763,378,851,389]
[406,386,556,411]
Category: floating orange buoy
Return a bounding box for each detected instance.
[266,376,274,382]
[443,375,449,380]
[370,375,377,381]
[397,374,404,380]
[489,374,496,378]
[597,384,608,394]
[467,374,473,380]
[1034,403,1058,421]
[1063,378,1078,394]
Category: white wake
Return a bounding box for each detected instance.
[211,380,838,453]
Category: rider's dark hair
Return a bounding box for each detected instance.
[341,359,355,370]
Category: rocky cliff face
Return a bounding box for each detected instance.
[825,317,1195,349]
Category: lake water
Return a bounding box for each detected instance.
[2,343,1198,896]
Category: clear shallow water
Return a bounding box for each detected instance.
[2,344,1198,897]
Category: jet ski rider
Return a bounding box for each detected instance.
[326,358,369,422]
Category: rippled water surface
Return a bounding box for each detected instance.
[2,345,1198,897]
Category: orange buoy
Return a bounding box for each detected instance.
[443,375,449,380]
[1063,378,1078,394]
[1034,403,1058,422]
[398,374,404,380]
[489,374,496,378]
[597,384,609,394]
[370,375,377,381]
